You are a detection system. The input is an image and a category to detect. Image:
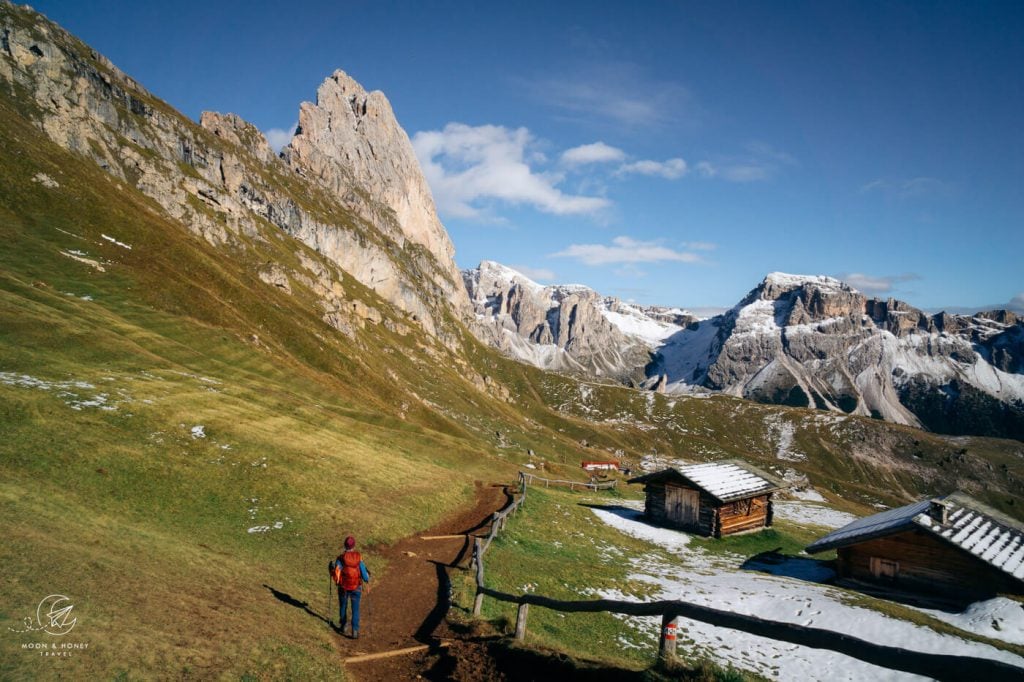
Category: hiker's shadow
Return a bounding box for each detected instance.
[414,561,451,644]
[263,584,334,628]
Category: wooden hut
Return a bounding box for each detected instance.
[582,460,619,472]
[806,492,1024,599]
[628,460,783,537]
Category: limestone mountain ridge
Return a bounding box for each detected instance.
[0,3,468,341]
[466,263,1024,441]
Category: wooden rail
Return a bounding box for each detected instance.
[519,471,617,491]
[469,474,1024,681]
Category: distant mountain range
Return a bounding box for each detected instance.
[464,265,1024,440]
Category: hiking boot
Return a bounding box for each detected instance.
[352,630,359,640]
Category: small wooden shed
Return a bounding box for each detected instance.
[582,460,619,472]
[806,492,1024,599]
[628,460,783,537]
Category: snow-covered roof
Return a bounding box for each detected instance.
[805,499,932,553]
[806,493,1024,583]
[629,460,783,503]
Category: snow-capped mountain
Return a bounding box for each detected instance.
[462,261,697,381]
[651,273,1024,439]
[465,265,1024,440]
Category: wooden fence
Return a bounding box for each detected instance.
[469,475,1024,682]
[519,471,617,491]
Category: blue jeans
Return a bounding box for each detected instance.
[338,588,361,632]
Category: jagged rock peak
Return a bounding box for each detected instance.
[199,111,276,166]
[281,69,467,309]
[466,261,595,299]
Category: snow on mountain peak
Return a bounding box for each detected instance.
[476,260,545,291]
[763,272,854,292]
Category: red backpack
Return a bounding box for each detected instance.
[332,551,362,591]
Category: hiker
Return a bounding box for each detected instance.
[329,535,371,638]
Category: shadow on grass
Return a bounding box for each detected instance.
[739,548,836,583]
[262,583,335,630]
[577,502,643,516]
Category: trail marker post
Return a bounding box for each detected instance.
[659,613,679,662]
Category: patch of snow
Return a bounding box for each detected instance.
[790,488,827,503]
[767,415,805,461]
[60,249,106,272]
[32,172,59,188]
[658,318,722,392]
[765,272,853,293]
[601,305,682,347]
[101,233,132,250]
[917,598,1024,646]
[590,505,1024,679]
[773,501,859,529]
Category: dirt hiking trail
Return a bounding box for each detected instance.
[338,481,510,681]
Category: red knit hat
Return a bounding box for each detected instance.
[344,535,356,549]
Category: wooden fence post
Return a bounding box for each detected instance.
[514,603,529,641]
[473,538,485,616]
[658,613,679,662]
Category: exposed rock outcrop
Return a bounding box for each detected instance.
[281,70,469,313]
[0,3,467,341]
[651,273,1024,440]
[463,261,661,381]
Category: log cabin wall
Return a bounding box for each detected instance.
[642,483,773,537]
[643,483,669,525]
[716,493,772,537]
[837,529,1024,597]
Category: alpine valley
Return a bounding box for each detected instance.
[1,2,1022,680]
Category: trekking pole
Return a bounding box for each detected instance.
[327,577,332,629]
[363,585,370,637]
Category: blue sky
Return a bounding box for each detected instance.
[33,1,1023,312]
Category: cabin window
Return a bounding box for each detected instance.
[870,557,899,580]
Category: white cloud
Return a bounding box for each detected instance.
[617,158,687,179]
[682,241,716,251]
[697,160,770,182]
[837,272,921,296]
[1010,293,1024,312]
[526,62,696,129]
[859,177,950,198]
[561,142,625,166]
[551,236,703,266]
[697,144,795,182]
[412,123,610,218]
[508,264,557,282]
[263,123,297,153]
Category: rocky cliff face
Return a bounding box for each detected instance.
[651,273,1024,440]
[463,261,674,381]
[465,263,1024,440]
[0,2,467,340]
[281,70,469,312]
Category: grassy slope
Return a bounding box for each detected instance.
[0,95,515,678]
[0,6,1022,677]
